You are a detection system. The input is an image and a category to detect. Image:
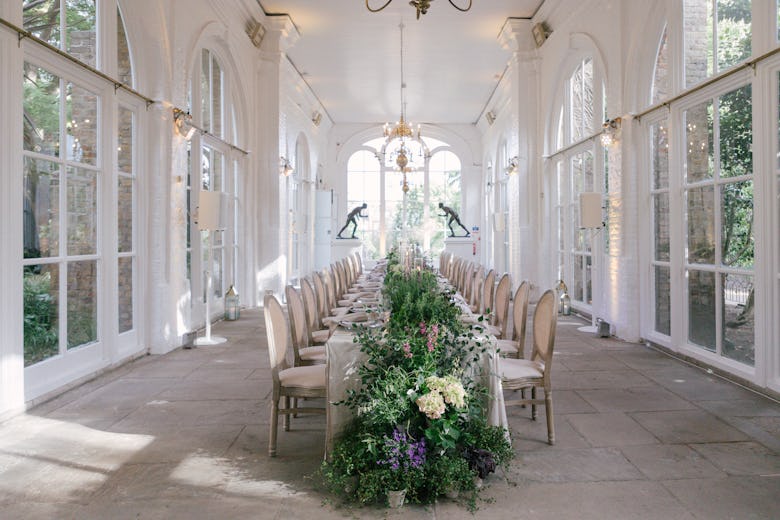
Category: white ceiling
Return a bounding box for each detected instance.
[258,1,543,125]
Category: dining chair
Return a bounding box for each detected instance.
[263,293,326,457]
[285,285,327,364]
[500,289,558,444]
[469,266,485,313]
[300,278,331,344]
[479,268,496,315]
[497,281,530,358]
[490,273,512,338]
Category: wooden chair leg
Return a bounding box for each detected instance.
[531,386,537,420]
[269,397,279,457]
[293,397,298,418]
[545,390,555,445]
[283,396,291,431]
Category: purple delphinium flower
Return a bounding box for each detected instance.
[378,427,426,471]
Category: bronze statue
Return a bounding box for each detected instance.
[337,203,368,239]
[438,202,470,237]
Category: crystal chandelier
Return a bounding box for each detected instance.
[383,23,421,194]
[366,0,473,20]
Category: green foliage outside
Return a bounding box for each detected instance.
[23,270,58,366]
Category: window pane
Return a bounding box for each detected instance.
[67,260,97,348]
[687,185,715,264]
[651,120,669,189]
[117,8,133,86]
[346,151,380,258]
[572,255,584,302]
[654,193,670,262]
[585,254,592,305]
[23,0,61,47]
[23,264,60,366]
[24,157,60,258]
[212,247,223,298]
[428,151,461,255]
[117,106,133,174]
[201,50,211,131]
[719,85,752,178]
[212,149,224,192]
[722,273,754,365]
[117,175,133,252]
[688,269,716,351]
[65,0,96,67]
[716,0,751,72]
[654,265,671,335]
[652,26,670,104]
[685,99,714,182]
[211,56,223,138]
[686,0,752,87]
[721,180,754,268]
[66,82,98,165]
[67,166,97,256]
[118,257,133,333]
[23,64,60,157]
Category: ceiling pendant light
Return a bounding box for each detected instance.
[366,0,472,20]
[383,23,420,143]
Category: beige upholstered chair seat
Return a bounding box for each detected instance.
[278,364,326,389]
[496,339,520,357]
[299,345,326,362]
[500,359,544,380]
[312,329,330,344]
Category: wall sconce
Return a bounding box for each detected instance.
[505,156,519,176]
[279,156,294,177]
[311,111,322,127]
[173,108,196,141]
[601,117,622,147]
[485,111,496,125]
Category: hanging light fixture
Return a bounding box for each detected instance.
[366,0,472,19]
[383,23,420,143]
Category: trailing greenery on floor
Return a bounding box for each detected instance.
[321,254,512,508]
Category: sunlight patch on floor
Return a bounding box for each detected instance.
[0,415,154,497]
[170,453,303,498]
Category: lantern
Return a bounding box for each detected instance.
[225,285,240,321]
[555,280,570,315]
[561,292,571,316]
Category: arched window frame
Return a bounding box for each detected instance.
[547,38,608,313]
[19,0,144,399]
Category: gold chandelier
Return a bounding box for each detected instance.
[366,0,473,20]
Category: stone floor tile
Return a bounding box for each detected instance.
[662,476,780,520]
[643,370,757,402]
[566,412,659,447]
[578,386,697,413]
[621,444,727,480]
[554,370,656,390]
[435,480,696,520]
[509,412,590,451]
[632,410,749,444]
[695,398,780,418]
[509,447,644,482]
[690,442,780,475]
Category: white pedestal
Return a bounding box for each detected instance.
[331,238,362,263]
[444,236,477,262]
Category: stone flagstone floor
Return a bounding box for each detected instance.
[0,309,778,519]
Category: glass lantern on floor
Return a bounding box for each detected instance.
[225,285,240,321]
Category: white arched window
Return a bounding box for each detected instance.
[643,1,760,379]
[551,55,606,311]
[21,0,142,398]
[345,136,462,259]
[186,47,242,327]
